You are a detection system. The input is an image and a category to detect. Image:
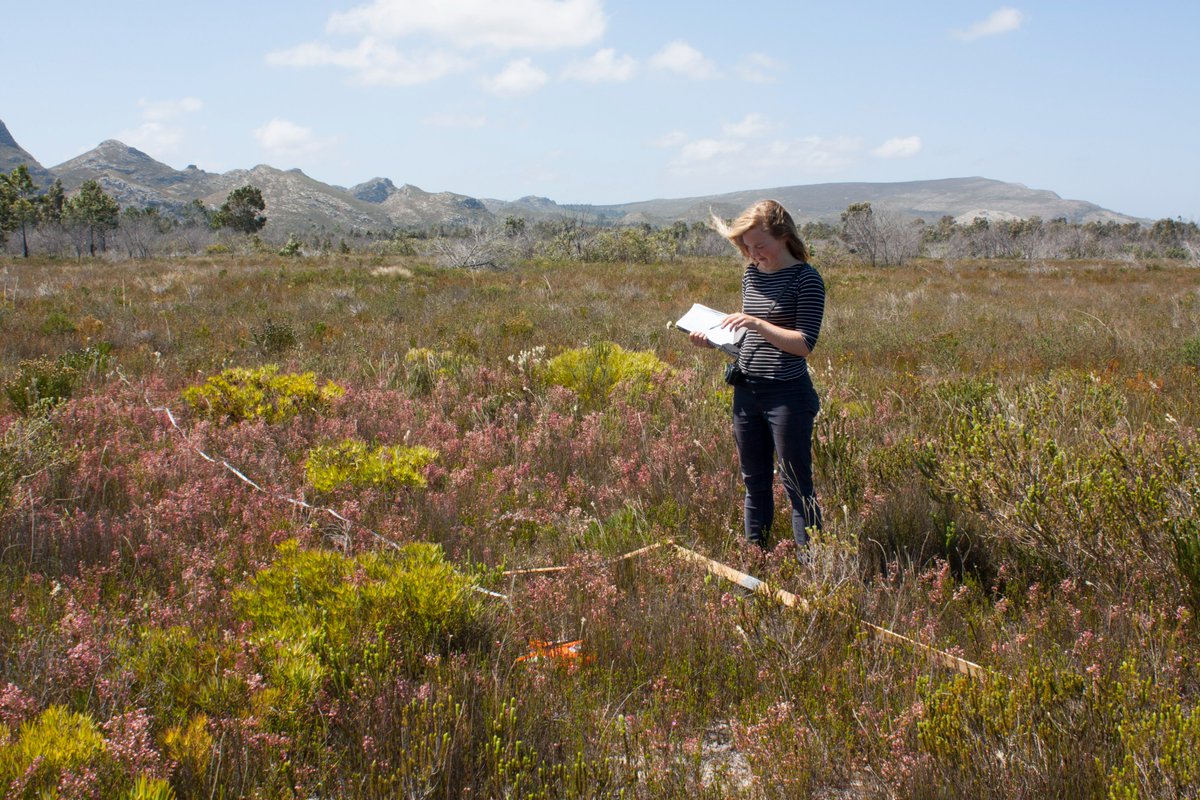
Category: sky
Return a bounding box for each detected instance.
[2,1,1197,221]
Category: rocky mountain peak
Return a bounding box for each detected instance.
[0,120,20,150]
[350,177,397,203]
[0,118,55,187]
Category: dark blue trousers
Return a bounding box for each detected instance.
[732,375,822,548]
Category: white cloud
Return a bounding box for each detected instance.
[722,113,770,139]
[650,41,717,79]
[120,122,184,156]
[676,137,745,165]
[119,97,204,158]
[422,113,487,128]
[326,0,606,51]
[139,97,203,122]
[266,38,469,86]
[753,136,862,172]
[253,118,328,157]
[872,136,922,158]
[953,7,1024,41]
[661,114,773,171]
[736,53,781,84]
[483,58,549,96]
[652,130,689,148]
[563,48,636,83]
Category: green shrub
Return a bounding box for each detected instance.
[56,343,112,376]
[4,358,76,414]
[278,234,303,257]
[40,311,77,336]
[3,346,113,415]
[305,439,438,493]
[120,626,244,726]
[0,705,106,793]
[542,341,670,405]
[161,714,212,783]
[1104,660,1200,798]
[181,364,344,423]
[915,667,1098,796]
[250,319,298,357]
[1182,334,1200,369]
[127,775,177,800]
[0,414,65,515]
[920,378,1187,594]
[235,540,484,702]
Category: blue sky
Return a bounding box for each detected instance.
[2,1,1197,220]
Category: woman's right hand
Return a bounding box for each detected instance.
[688,330,714,348]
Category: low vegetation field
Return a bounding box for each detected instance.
[1,251,1198,798]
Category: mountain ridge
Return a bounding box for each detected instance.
[0,117,1146,233]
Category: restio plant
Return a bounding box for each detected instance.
[305,438,438,493]
[181,364,344,423]
[403,347,476,395]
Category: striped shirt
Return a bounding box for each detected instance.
[737,262,825,381]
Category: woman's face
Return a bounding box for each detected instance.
[742,227,791,271]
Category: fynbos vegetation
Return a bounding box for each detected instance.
[0,246,1197,797]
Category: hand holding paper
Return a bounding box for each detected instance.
[674,303,745,358]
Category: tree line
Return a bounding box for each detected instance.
[2,162,1196,265]
[0,166,265,259]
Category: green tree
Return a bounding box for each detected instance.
[2,165,41,257]
[503,215,526,238]
[213,185,266,234]
[63,179,120,257]
[41,179,65,224]
[0,173,13,247]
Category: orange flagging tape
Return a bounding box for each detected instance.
[516,639,591,664]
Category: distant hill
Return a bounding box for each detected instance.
[566,177,1140,226]
[1,116,1146,233]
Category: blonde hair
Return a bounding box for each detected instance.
[710,199,809,263]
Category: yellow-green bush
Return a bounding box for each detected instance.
[305,439,437,493]
[127,775,176,800]
[235,540,484,707]
[181,364,344,423]
[161,714,212,781]
[0,705,106,793]
[120,626,244,725]
[542,341,670,405]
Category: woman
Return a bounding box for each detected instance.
[689,200,825,551]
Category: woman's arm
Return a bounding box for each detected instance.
[719,313,812,357]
